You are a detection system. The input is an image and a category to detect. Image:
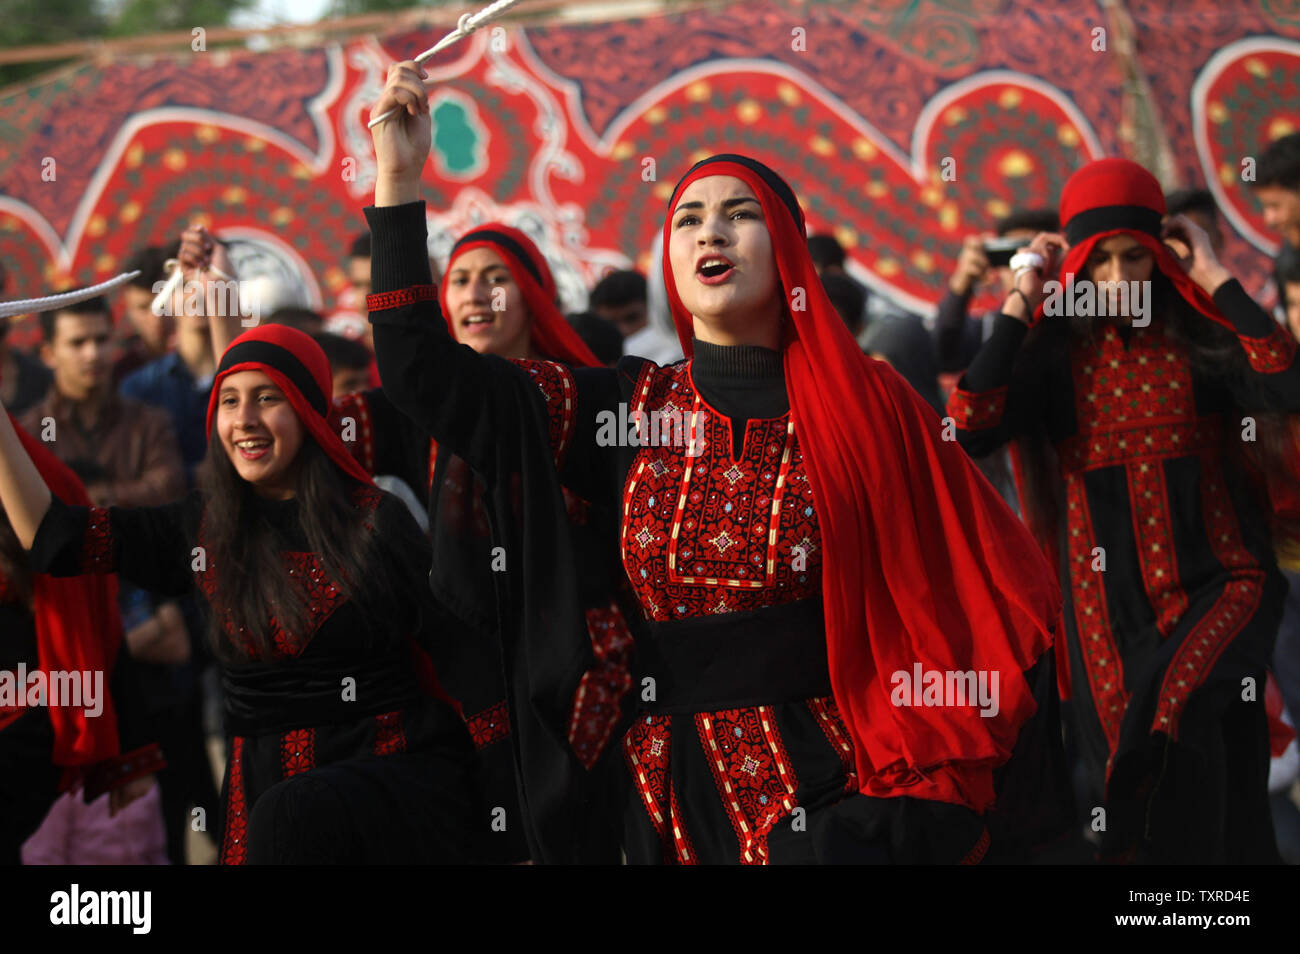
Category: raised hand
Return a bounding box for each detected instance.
[371,60,433,206]
[1003,231,1068,323]
[1163,213,1231,294]
[949,235,992,296]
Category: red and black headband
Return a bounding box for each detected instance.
[440,222,600,368]
[673,153,806,237]
[450,227,548,291]
[215,336,329,418]
[1060,157,1167,246]
[1046,157,1233,331]
[206,323,374,486]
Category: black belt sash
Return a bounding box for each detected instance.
[222,651,421,736]
[633,596,831,714]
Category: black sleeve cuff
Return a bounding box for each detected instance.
[364,202,434,294]
[1212,278,1276,338]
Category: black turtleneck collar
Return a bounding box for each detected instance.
[689,339,788,453]
[691,338,785,383]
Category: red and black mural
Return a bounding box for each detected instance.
[0,0,1297,346]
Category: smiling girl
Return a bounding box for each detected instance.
[0,323,479,864]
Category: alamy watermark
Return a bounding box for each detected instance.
[0,665,103,717]
[595,404,708,457]
[151,277,261,326]
[890,663,1000,717]
[1041,277,1152,327]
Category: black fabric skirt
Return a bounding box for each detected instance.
[243,746,480,864]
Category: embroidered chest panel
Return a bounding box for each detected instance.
[620,363,820,621]
[1059,324,1222,473]
[197,484,382,660]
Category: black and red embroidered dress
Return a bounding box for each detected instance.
[365,202,1019,864]
[330,389,633,768]
[949,279,1300,861]
[26,483,478,864]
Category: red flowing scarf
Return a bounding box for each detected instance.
[206,323,375,488]
[0,419,123,773]
[441,223,601,368]
[661,155,1062,812]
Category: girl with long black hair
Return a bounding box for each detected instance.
[0,323,478,864]
[949,157,1300,862]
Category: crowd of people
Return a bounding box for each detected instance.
[2,57,1300,865]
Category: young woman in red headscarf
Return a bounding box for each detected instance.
[0,417,163,863]
[948,157,1300,863]
[0,323,479,864]
[363,62,1066,864]
[326,223,635,863]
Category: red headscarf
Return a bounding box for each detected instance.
[206,324,374,487]
[1039,157,1233,330]
[0,418,123,774]
[441,223,600,368]
[662,154,1062,813]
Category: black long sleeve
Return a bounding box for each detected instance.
[946,313,1043,457]
[1211,279,1300,412]
[27,492,200,598]
[933,287,981,373]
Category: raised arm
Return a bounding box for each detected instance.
[935,235,987,373]
[1213,278,1300,410]
[1164,214,1300,412]
[0,401,194,595]
[947,232,1063,457]
[0,407,52,549]
[364,61,620,496]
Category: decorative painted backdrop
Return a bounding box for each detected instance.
[0,0,1297,346]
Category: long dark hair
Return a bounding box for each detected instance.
[196,425,405,660]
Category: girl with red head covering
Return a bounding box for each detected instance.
[0,323,479,864]
[364,62,1066,864]
[331,222,632,863]
[948,157,1300,862]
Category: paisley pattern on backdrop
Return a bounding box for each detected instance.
[0,0,1297,347]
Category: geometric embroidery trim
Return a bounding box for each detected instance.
[366,284,439,313]
[465,700,510,750]
[948,385,1007,432]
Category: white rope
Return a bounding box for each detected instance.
[367,0,527,129]
[0,271,141,320]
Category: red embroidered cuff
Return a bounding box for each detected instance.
[947,386,1008,431]
[465,700,510,750]
[366,285,440,313]
[79,507,114,573]
[1238,323,1297,374]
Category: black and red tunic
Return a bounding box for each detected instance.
[365,202,1021,864]
[331,389,634,767]
[26,483,479,865]
[948,280,1299,861]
